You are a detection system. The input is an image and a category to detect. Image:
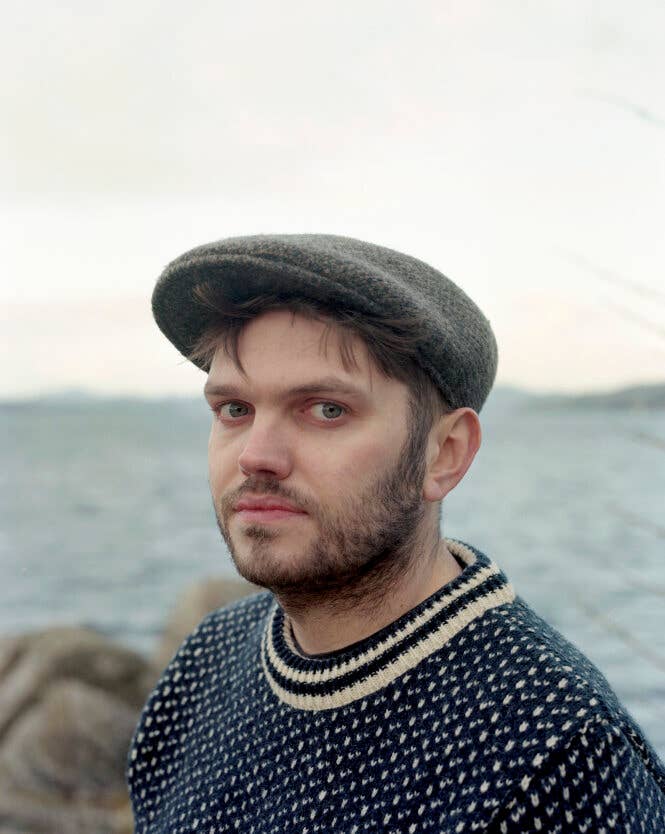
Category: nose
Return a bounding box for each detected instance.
[236,418,293,480]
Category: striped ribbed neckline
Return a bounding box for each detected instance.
[260,538,516,711]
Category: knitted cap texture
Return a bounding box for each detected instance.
[152,233,498,412]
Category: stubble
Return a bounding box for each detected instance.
[213,416,433,616]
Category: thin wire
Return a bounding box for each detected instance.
[558,250,665,306]
[603,301,665,340]
[567,588,665,675]
[578,90,665,128]
[608,501,665,541]
[627,430,665,453]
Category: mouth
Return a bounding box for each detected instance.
[235,507,308,523]
[233,496,308,524]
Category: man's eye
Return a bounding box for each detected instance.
[311,402,346,420]
[218,402,250,419]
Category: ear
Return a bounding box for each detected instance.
[422,408,482,502]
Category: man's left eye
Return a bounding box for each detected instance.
[311,402,346,420]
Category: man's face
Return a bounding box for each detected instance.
[205,310,431,601]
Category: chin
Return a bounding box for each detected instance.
[234,563,313,595]
[230,538,310,589]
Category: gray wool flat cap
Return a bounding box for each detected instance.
[152,233,498,412]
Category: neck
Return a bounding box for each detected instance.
[278,531,463,657]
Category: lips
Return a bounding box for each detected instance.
[234,496,306,513]
[233,497,307,523]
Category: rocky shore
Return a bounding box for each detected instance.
[0,578,256,834]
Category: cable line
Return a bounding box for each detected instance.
[559,251,665,306]
[567,587,665,675]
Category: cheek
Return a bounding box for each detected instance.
[207,431,238,490]
[314,436,395,485]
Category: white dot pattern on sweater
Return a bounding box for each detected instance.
[127,539,665,832]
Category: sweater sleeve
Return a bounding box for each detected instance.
[490,720,665,833]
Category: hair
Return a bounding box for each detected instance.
[188,285,454,501]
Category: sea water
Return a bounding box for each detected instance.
[1,389,664,759]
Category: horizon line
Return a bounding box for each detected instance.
[2,379,665,405]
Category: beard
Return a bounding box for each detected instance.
[212,422,432,613]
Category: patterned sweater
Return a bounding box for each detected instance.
[127,539,665,832]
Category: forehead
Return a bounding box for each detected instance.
[206,310,403,399]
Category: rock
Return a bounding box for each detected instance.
[0,627,156,834]
[0,634,28,680]
[0,792,131,834]
[0,579,260,833]
[0,626,157,741]
[153,576,260,671]
[0,678,138,798]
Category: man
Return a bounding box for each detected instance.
[128,234,665,832]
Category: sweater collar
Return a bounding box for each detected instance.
[260,538,515,711]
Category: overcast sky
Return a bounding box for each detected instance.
[2,0,664,398]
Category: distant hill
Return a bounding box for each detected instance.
[474,381,665,416]
[480,386,535,418]
[2,382,665,412]
[0,390,202,410]
[526,382,665,412]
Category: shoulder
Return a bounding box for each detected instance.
[127,589,274,812]
[128,592,273,746]
[194,589,275,645]
[425,592,665,828]
[484,595,631,715]
[490,716,665,832]
[455,595,665,816]
[155,588,274,686]
[470,595,649,744]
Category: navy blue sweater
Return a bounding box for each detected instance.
[128,539,665,832]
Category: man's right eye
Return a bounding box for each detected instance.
[216,402,250,420]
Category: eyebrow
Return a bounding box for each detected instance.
[203,376,369,400]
